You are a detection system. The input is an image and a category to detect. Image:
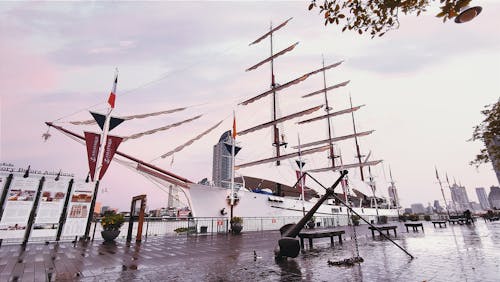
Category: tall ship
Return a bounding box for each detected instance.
[46,18,399,228]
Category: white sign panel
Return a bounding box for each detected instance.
[31,178,70,238]
[62,181,94,237]
[0,175,40,239]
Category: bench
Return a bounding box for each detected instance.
[448,218,465,225]
[432,221,447,228]
[368,225,397,238]
[298,229,345,249]
[404,222,424,232]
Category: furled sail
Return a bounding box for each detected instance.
[307,160,382,173]
[302,80,350,98]
[249,17,293,46]
[240,61,344,106]
[69,107,187,125]
[159,120,223,159]
[297,105,364,125]
[292,130,374,149]
[246,42,299,72]
[235,144,330,169]
[237,105,323,136]
[122,115,202,142]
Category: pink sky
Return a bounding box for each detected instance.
[1,1,499,211]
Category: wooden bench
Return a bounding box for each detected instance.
[298,229,345,249]
[404,222,424,232]
[368,225,397,238]
[432,221,447,228]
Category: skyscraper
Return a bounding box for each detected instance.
[488,186,500,209]
[213,131,232,188]
[212,131,240,188]
[476,187,490,210]
[450,183,470,212]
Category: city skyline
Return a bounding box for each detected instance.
[1,1,499,210]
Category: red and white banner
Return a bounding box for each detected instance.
[295,170,306,193]
[98,135,123,180]
[84,132,101,182]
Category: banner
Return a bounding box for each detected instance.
[62,181,94,237]
[98,135,123,180]
[31,178,70,238]
[84,132,101,182]
[0,175,41,239]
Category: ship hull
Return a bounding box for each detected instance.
[185,183,398,223]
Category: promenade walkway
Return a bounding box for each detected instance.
[0,221,499,281]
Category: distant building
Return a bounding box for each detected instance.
[94,202,102,214]
[212,131,240,188]
[404,208,412,214]
[101,206,110,214]
[470,202,482,211]
[450,184,471,212]
[167,185,180,209]
[476,187,490,210]
[411,203,426,214]
[433,200,443,213]
[387,184,399,208]
[489,186,500,209]
[425,203,433,214]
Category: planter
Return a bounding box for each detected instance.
[231,223,243,235]
[307,221,315,229]
[101,230,120,242]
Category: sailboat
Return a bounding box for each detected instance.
[46,17,398,229]
[187,17,398,221]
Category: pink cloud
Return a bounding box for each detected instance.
[0,41,59,105]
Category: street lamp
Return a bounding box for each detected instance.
[455,6,482,23]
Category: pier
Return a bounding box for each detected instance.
[0,221,498,281]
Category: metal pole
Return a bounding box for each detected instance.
[56,179,73,241]
[307,172,414,259]
[0,174,13,221]
[84,180,99,240]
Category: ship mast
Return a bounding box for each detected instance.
[321,56,336,168]
[269,22,287,166]
[350,94,365,181]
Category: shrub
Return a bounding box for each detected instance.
[100,211,125,231]
[230,216,243,224]
[423,215,431,221]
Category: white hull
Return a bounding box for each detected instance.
[185,183,398,223]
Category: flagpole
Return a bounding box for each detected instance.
[297,134,305,216]
[85,69,118,240]
[230,111,236,222]
[435,167,451,220]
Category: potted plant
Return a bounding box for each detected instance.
[307,216,316,229]
[100,211,125,242]
[230,216,243,235]
[351,215,360,226]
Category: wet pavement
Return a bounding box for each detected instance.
[0,220,499,281]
